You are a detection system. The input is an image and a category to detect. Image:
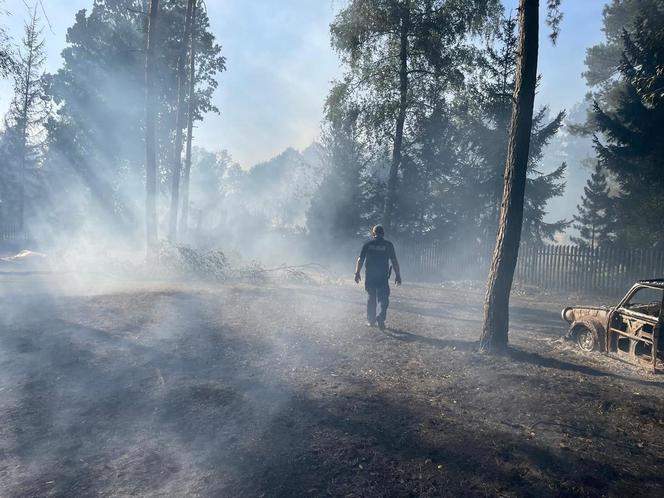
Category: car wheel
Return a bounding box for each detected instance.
[576,326,597,352]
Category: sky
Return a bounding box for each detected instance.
[0,0,608,169]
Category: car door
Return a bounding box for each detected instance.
[607,285,663,371]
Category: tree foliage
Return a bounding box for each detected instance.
[329,0,502,230]
[588,2,664,247]
[307,82,367,244]
[313,7,568,250]
[583,0,663,105]
[570,163,616,250]
[0,1,13,77]
[468,15,568,245]
[45,0,225,232]
[0,4,49,229]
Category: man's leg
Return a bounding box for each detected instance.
[376,282,390,324]
[366,283,377,325]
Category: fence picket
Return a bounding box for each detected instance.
[547,246,553,288]
[548,245,554,288]
[586,246,593,293]
[547,245,554,289]
[538,245,545,288]
[581,246,587,292]
[555,245,563,291]
[561,245,569,291]
[613,246,620,297]
[608,246,615,296]
[538,246,545,288]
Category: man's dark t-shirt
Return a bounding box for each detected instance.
[360,238,396,284]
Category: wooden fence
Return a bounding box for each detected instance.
[396,240,664,296]
[0,225,27,243]
[515,245,664,295]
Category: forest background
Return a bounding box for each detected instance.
[0,0,662,264]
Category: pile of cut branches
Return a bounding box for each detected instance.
[153,243,340,285]
[156,243,229,281]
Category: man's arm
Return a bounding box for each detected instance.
[355,243,368,283]
[390,245,402,286]
[354,256,364,284]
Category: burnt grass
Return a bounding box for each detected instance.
[1,276,664,497]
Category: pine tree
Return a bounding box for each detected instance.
[0,4,12,78]
[570,163,615,250]
[307,82,366,244]
[469,14,568,245]
[1,4,49,230]
[583,0,663,108]
[590,4,664,247]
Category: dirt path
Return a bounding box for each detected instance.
[1,276,663,497]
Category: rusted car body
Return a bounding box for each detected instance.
[562,279,664,372]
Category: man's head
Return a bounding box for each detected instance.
[372,225,385,239]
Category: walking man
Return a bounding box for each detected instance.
[354,225,401,330]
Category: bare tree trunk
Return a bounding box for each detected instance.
[145,0,160,254]
[179,0,198,239]
[382,0,410,231]
[479,0,539,354]
[18,13,37,231]
[19,121,27,231]
[19,88,28,231]
[168,0,195,242]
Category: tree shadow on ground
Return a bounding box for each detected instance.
[202,367,661,498]
[383,328,478,352]
[0,292,281,496]
[507,347,610,377]
[3,288,664,497]
[380,327,662,388]
[507,346,664,387]
[291,286,566,338]
[510,306,566,332]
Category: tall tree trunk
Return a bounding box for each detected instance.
[18,18,36,231]
[479,0,539,353]
[179,0,198,239]
[168,0,195,242]
[145,0,160,254]
[382,0,410,231]
[19,120,27,231]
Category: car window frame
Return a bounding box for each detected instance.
[616,284,664,322]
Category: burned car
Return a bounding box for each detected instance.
[562,279,664,372]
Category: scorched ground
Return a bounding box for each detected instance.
[1,274,663,497]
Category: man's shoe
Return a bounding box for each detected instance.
[366,321,376,327]
[376,318,386,331]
